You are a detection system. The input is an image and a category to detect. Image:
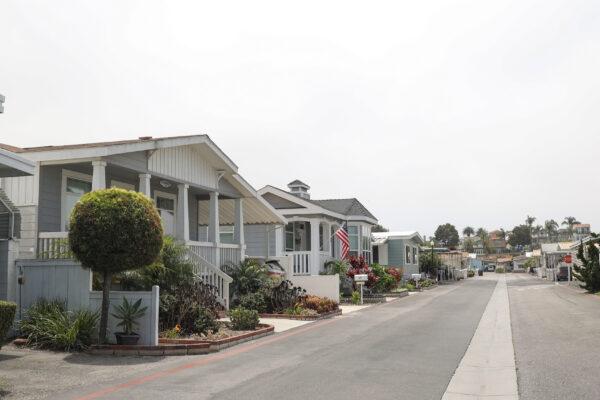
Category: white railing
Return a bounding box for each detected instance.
[185,248,233,309]
[37,232,73,260]
[290,251,311,275]
[186,241,217,265]
[219,243,242,266]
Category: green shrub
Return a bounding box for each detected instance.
[467,270,475,278]
[495,267,506,274]
[228,307,259,330]
[222,259,269,300]
[298,295,339,314]
[0,301,17,347]
[194,307,220,335]
[261,279,306,313]
[238,292,267,313]
[351,291,361,305]
[19,299,98,351]
[404,283,416,291]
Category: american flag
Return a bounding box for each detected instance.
[335,224,350,260]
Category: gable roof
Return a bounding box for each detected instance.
[372,231,424,245]
[288,179,310,188]
[310,198,377,220]
[0,147,35,177]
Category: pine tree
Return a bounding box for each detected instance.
[573,236,600,293]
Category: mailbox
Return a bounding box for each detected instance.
[354,274,368,282]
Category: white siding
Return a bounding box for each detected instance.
[148,146,217,189]
[1,176,36,206]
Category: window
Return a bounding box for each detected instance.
[220,225,234,244]
[155,191,177,237]
[348,225,359,251]
[319,223,324,251]
[362,226,371,263]
[406,245,411,264]
[285,223,294,252]
[61,171,92,231]
[412,247,417,264]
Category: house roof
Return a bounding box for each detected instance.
[372,231,424,245]
[310,198,377,220]
[0,147,35,177]
[288,179,310,189]
[258,185,378,224]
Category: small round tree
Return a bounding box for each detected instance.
[69,188,163,343]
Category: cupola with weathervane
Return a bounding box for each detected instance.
[287,179,311,200]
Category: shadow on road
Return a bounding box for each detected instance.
[63,352,166,366]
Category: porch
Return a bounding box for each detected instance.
[284,218,340,276]
[30,155,281,308]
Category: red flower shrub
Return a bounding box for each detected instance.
[387,267,402,283]
[298,295,339,314]
[346,256,379,288]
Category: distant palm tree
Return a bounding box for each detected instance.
[545,219,559,241]
[476,228,488,240]
[526,215,536,228]
[532,225,544,247]
[562,216,580,236]
[463,226,474,237]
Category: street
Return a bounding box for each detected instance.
[3,274,600,400]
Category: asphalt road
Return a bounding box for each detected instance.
[508,274,600,400]
[60,278,497,400]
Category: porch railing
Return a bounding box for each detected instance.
[186,241,243,267]
[185,248,232,309]
[37,232,73,260]
[290,251,311,275]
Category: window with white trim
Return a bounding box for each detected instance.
[348,225,359,257]
[406,245,411,264]
[61,170,92,231]
[220,225,235,244]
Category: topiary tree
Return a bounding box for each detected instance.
[69,188,163,343]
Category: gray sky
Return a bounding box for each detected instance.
[1,1,599,237]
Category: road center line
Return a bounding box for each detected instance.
[442,276,519,400]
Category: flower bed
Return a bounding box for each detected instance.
[382,289,409,298]
[259,308,342,321]
[340,295,386,304]
[90,323,274,356]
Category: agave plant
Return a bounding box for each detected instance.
[111,297,147,335]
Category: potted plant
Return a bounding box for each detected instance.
[111,297,147,345]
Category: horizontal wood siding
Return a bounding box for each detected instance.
[0,176,36,206]
[388,238,406,267]
[244,224,269,258]
[148,147,217,189]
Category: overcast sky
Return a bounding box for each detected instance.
[1,1,599,237]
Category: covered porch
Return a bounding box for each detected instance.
[35,159,279,270]
[284,217,341,276]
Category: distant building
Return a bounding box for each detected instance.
[573,224,591,242]
[372,231,423,277]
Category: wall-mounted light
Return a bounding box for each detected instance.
[159,180,172,188]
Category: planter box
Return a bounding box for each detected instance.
[259,309,342,321]
[340,296,386,304]
[89,324,274,356]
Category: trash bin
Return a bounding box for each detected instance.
[478,269,483,276]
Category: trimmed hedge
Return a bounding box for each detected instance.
[229,307,259,330]
[0,301,17,347]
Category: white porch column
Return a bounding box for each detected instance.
[91,160,107,190]
[138,173,151,197]
[208,191,221,266]
[234,198,245,260]
[309,218,321,275]
[176,184,189,242]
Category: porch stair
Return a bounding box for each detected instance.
[185,247,233,310]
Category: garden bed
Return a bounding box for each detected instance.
[382,290,409,298]
[259,308,342,321]
[89,323,274,356]
[340,295,387,304]
[421,284,438,291]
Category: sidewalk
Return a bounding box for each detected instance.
[442,275,518,400]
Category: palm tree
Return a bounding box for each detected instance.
[476,227,488,239]
[463,226,474,237]
[526,215,536,228]
[532,225,543,247]
[562,216,580,237]
[545,219,559,241]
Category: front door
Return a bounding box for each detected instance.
[155,192,176,237]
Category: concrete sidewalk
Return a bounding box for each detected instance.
[443,275,518,400]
